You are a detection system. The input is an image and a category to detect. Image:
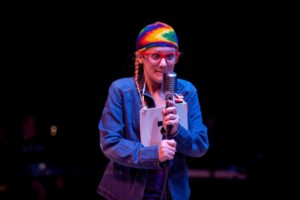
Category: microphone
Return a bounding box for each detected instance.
[163,72,177,107]
[163,72,177,137]
[161,72,177,169]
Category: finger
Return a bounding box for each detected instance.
[166,106,177,114]
[171,146,177,152]
[162,108,167,115]
[165,114,178,121]
[168,146,176,154]
[167,139,177,147]
[169,154,175,160]
[164,117,179,130]
[162,108,177,120]
[166,100,176,107]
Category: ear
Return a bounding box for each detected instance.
[136,53,143,64]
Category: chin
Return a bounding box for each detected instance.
[156,75,163,82]
[152,77,163,84]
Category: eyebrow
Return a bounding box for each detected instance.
[145,51,177,54]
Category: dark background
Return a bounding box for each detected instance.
[1,3,283,199]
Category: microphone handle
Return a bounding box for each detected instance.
[161,159,169,168]
[165,95,173,139]
[161,96,173,168]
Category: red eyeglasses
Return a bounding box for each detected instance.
[140,52,181,64]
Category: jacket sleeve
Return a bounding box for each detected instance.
[98,81,161,169]
[172,83,209,157]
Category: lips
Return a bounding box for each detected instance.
[154,71,164,77]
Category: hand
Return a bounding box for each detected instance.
[158,139,177,162]
[162,100,179,136]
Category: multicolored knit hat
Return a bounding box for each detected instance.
[135,21,178,52]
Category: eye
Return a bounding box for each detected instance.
[150,53,161,60]
[166,53,176,60]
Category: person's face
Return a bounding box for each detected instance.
[139,46,180,85]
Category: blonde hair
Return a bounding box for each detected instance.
[134,55,145,108]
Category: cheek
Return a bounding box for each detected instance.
[142,65,150,75]
[143,62,154,70]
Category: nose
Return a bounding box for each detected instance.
[158,57,168,68]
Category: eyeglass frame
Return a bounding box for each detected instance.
[139,51,182,64]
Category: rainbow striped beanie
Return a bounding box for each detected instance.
[136,21,178,52]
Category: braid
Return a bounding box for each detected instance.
[134,58,145,108]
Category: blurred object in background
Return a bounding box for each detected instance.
[14,113,66,200]
[0,125,15,200]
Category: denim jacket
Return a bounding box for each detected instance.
[97,77,209,200]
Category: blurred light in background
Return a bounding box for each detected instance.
[50,125,57,136]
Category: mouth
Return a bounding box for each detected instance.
[154,71,164,77]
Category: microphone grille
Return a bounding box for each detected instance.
[163,72,177,94]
